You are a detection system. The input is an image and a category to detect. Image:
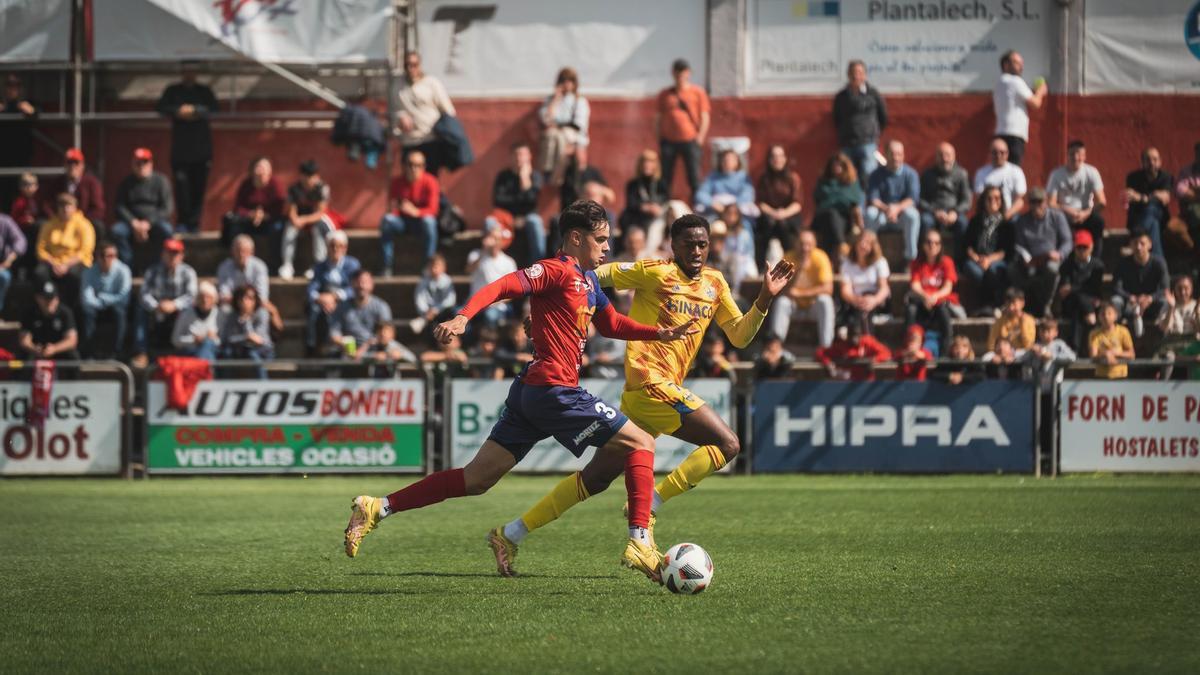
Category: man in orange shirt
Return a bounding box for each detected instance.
[655,59,710,200]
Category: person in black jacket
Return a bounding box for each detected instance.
[620,149,669,234]
[156,63,217,233]
[1110,229,1169,338]
[959,185,1013,312]
[832,60,887,189]
[485,143,545,265]
[1057,229,1106,352]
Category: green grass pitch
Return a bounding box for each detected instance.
[2,474,1199,673]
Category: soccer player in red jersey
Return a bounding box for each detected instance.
[344,200,696,582]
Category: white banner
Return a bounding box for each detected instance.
[1060,381,1200,473]
[449,379,734,472]
[0,0,71,63]
[1084,0,1200,94]
[416,0,707,97]
[93,0,391,63]
[147,379,423,425]
[745,0,1053,94]
[0,382,123,476]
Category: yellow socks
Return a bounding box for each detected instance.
[655,445,725,504]
[518,471,590,535]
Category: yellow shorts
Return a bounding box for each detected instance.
[620,382,706,438]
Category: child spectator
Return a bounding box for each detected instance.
[1028,318,1076,391]
[816,320,890,381]
[496,320,534,377]
[983,337,1029,380]
[692,333,736,378]
[987,287,1036,353]
[467,326,503,380]
[9,172,40,232]
[934,334,983,385]
[421,333,468,375]
[1089,301,1135,379]
[362,320,417,364]
[894,324,932,381]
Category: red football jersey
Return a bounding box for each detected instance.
[909,256,959,307]
[517,255,610,387]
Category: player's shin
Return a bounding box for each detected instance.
[655,445,726,505]
[506,471,591,544]
[382,468,467,515]
[625,448,656,545]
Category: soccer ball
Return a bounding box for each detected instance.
[662,542,713,594]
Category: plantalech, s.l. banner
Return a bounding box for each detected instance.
[753,380,1035,472]
[146,379,424,474]
[0,381,123,476]
[1059,381,1200,473]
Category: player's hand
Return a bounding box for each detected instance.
[657,317,700,342]
[760,260,796,298]
[434,315,468,344]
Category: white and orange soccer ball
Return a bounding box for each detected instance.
[662,542,714,594]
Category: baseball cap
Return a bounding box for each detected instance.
[36,281,58,299]
[163,238,185,253]
[1027,186,1047,203]
[133,147,153,161]
[65,148,85,163]
[1073,229,1094,248]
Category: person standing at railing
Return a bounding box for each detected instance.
[1028,318,1075,391]
[156,62,217,234]
[1089,301,1134,379]
[0,74,37,212]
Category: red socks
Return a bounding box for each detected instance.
[624,449,655,528]
[386,468,467,514]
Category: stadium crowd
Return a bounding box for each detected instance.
[2,50,1200,382]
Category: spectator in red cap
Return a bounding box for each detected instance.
[38,147,107,241]
[1056,228,1106,352]
[133,236,197,366]
[111,147,174,271]
[894,324,932,381]
[157,62,217,233]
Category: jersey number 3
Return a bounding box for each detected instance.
[594,402,617,419]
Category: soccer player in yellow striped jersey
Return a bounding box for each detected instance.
[487,214,795,578]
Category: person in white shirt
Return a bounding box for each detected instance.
[974,137,1027,221]
[992,49,1047,167]
[1047,140,1108,258]
[465,232,517,326]
[537,67,590,185]
[396,51,456,175]
[838,229,892,330]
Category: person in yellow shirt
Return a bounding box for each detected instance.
[1089,301,1134,379]
[486,214,795,577]
[36,192,95,311]
[769,230,835,346]
[987,287,1036,352]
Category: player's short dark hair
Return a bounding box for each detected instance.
[558,200,609,237]
[670,214,709,240]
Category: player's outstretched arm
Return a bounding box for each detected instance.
[592,303,698,342]
[716,260,796,348]
[434,272,528,344]
[754,260,796,313]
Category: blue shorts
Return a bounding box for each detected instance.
[487,380,629,462]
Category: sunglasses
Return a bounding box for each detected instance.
[407,161,425,168]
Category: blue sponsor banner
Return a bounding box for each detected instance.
[752,381,1035,473]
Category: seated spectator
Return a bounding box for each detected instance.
[715,203,758,300]
[838,229,891,331]
[362,320,418,374]
[413,252,457,334]
[988,287,1037,353]
[695,149,756,221]
[1029,318,1076,391]
[133,237,196,365]
[496,321,534,377]
[586,323,626,380]
[35,192,94,312]
[282,160,339,280]
[621,150,669,250]
[973,137,1027,221]
[466,232,518,327]
[217,235,269,305]
[110,148,173,270]
[580,181,618,244]
[1010,187,1071,317]
[983,337,1029,380]
[894,324,932,381]
[906,229,964,352]
[1090,301,1134,379]
[865,139,920,262]
[755,333,796,379]
[769,230,834,347]
[9,173,41,270]
[1057,229,1106,353]
[816,319,890,381]
[467,326,503,380]
[934,334,983,385]
[560,157,615,217]
[1048,139,1108,258]
[421,333,468,373]
[1125,147,1172,259]
[380,150,440,275]
[538,67,590,185]
[80,241,131,359]
[19,281,78,360]
[171,281,221,364]
[220,156,286,268]
[755,144,803,267]
[1111,230,1168,338]
[920,142,972,243]
[38,148,105,242]
[615,225,648,263]
[1157,275,1199,353]
[692,333,736,378]
[306,231,360,355]
[1177,141,1200,241]
[960,185,1014,312]
[396,50,457,175]
[330,270,393,355]
[0,211,25,312]
[487,143,545,266]
[219,284,273,365]
[811,153,864,262]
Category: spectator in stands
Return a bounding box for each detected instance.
[10,173,41,252]
[306,231,360,355]
[219,284,274,371]
[468,326,503,380]
[560,157,615,216]
[282,160,337,280]
[934,334,982,385]
[692,333,735,379]
[983,337,1028,380]
[1157,275,1199,353]
[220,156,286,265]
[496,321,535,377]
[816,319,890,381]
[755,144,803,267]
[832,60,888,188]
[39,149,105,251]
[538,67,590,186]
[35,192,94,312]
[993,50,1046,167]
[413,253,456,334]
[397,51,457,175]
[893,324,932,381]
[1177,141,1200,240]
[769,230,834,347]
[134,237,197,366]
[696,149,756,222]
[0,74,37,211]
[0,212,25,312]
[465,232,518,327]
[19,281,78,360]
[488,143,545,265]
[381,150,440,276]
[80,241,131,359]
[1029,318,1076,391]
[1010,187,1071,317]
[811,153,864,263]
[1090,300,1134,379]
[715,203,757,300]
[906,229,964,352]
[919,142,972,244]
[839,229,891,331]
[157,62,217,233]
[621,150,669,250]
[615,226,648,263]
[330,270,393,356]
[1111,230,1169,338]
[1057,229,1106,353]
[974,137,1027,221]
[656,59,710,198]
[754,333,796,379]
[111,148,174,270]
[171,281,221,364]
[421,333,468,372]
[865,140,921,262]
[961,185,1013,313]
[1048,139,1108,259]
[1125,147,1173,258]
[987,287,1036,353]
[217,235,268,305]
[362,320,417,365]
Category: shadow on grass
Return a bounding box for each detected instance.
[348,571,619,580]
[203,588,425,597]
